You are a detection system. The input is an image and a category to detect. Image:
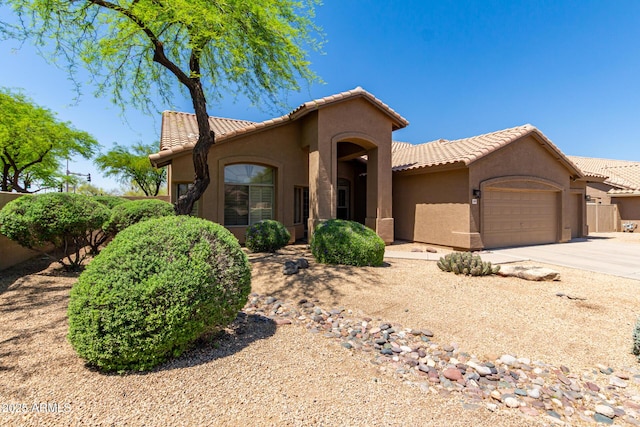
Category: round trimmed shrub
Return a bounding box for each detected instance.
[0,193,110,269]
[68,216,252,372]
[245,219,290,252]
[93,195,128,209]
[103,198,174,234]
[310,219,385,267]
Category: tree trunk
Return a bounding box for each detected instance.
[174,82,214,215]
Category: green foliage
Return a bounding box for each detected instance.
[0,193,110,269]
[67,216,252,372]
[1,0,323,114]
[1,0,323,215]
[95,143,167,196]
[633,317,640,360]
[0,87,97,192]
[310,219,385,267]
[93,195,128,209]
[245,219,290,253]
[104,199,175,234]
[437,252,500,276]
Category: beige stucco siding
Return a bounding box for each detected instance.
[469,135,575,247]
[392,168,470,249]
[169,121,309,243]
[613,196,640,225]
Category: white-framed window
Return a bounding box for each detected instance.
[176,183,199,216]
[224,164,274,226]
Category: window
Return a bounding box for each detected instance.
[224,164,274,226]
[176,183,199,216]
[294,186,309,226]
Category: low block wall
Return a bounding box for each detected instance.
[0,192,171,271]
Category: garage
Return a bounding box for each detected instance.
[482,189,559,248]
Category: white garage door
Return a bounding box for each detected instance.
[483,190,558,249]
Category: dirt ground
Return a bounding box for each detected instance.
[2,234,640,426]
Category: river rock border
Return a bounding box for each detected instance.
[242,293,640,426]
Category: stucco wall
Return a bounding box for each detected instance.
[169,120,309,243]
[0,192,49,271]
[613,196,640,226]
[586,182,613,204]
[469,135,576,245]
[392,168,470,248]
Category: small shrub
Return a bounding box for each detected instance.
[67,216,252,372]
[245,219,290,252]
[93,195,128,209]
[310,219,385,267]
[633,317,640,360]
[0,193,110,269]
[437,251,500,276]
[103,199,174,234]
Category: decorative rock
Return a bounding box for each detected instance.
[527,388,541,399]
[273,318,292,325]
[443,368,463,382]
[283,261,299,275]
[499,354,517,366]
[520,406,539,417]
[486,403,498,412]
[614,371,630,380]
[595,404,616,418]
[609,376,628,388]
[593,413,614,424]
[425,247,437,253]
[295,258,309,269]
[341,342,353,350]
[504,396,520,408]
[497,265,561,281]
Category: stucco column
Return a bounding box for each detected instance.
[308,138,334,237]
[365,146,394,243]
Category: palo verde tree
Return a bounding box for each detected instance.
[0,0,322,213]
[95,143,166,196]
[0,88,97,192]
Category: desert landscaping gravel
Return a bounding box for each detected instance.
[2,235,640,426]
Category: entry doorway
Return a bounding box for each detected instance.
[337,178,350,220]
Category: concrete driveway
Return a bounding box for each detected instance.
[481,236,640,280]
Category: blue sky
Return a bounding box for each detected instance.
[1,1,639,191]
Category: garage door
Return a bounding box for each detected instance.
[483,190,558,248]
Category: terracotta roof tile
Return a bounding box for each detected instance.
[160,112,255,151]
[151,87,409,165]
[392,124,581,176]
[567,156,640,190]
[391,141,413,153]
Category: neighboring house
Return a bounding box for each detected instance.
[150,87,587,250]
[567,156,640,231]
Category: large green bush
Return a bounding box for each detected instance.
[68,216,252,372]
[310,219,385,267]
[0,193,110,269]
[245,219,290,252]
[103,198,174,234]
[93,195,128,209]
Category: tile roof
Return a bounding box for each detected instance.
[567,156,640,190]
[392,124,582,177]
[151,87,409,165]
[160,113,256,151]
[391,141,413,153]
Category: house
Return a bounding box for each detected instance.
[150,87,586,250]
[567,156,640,231]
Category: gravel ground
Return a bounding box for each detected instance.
[2,234,639,426]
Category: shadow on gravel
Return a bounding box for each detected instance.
[126,312,277,375]
[248,245,389,306]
